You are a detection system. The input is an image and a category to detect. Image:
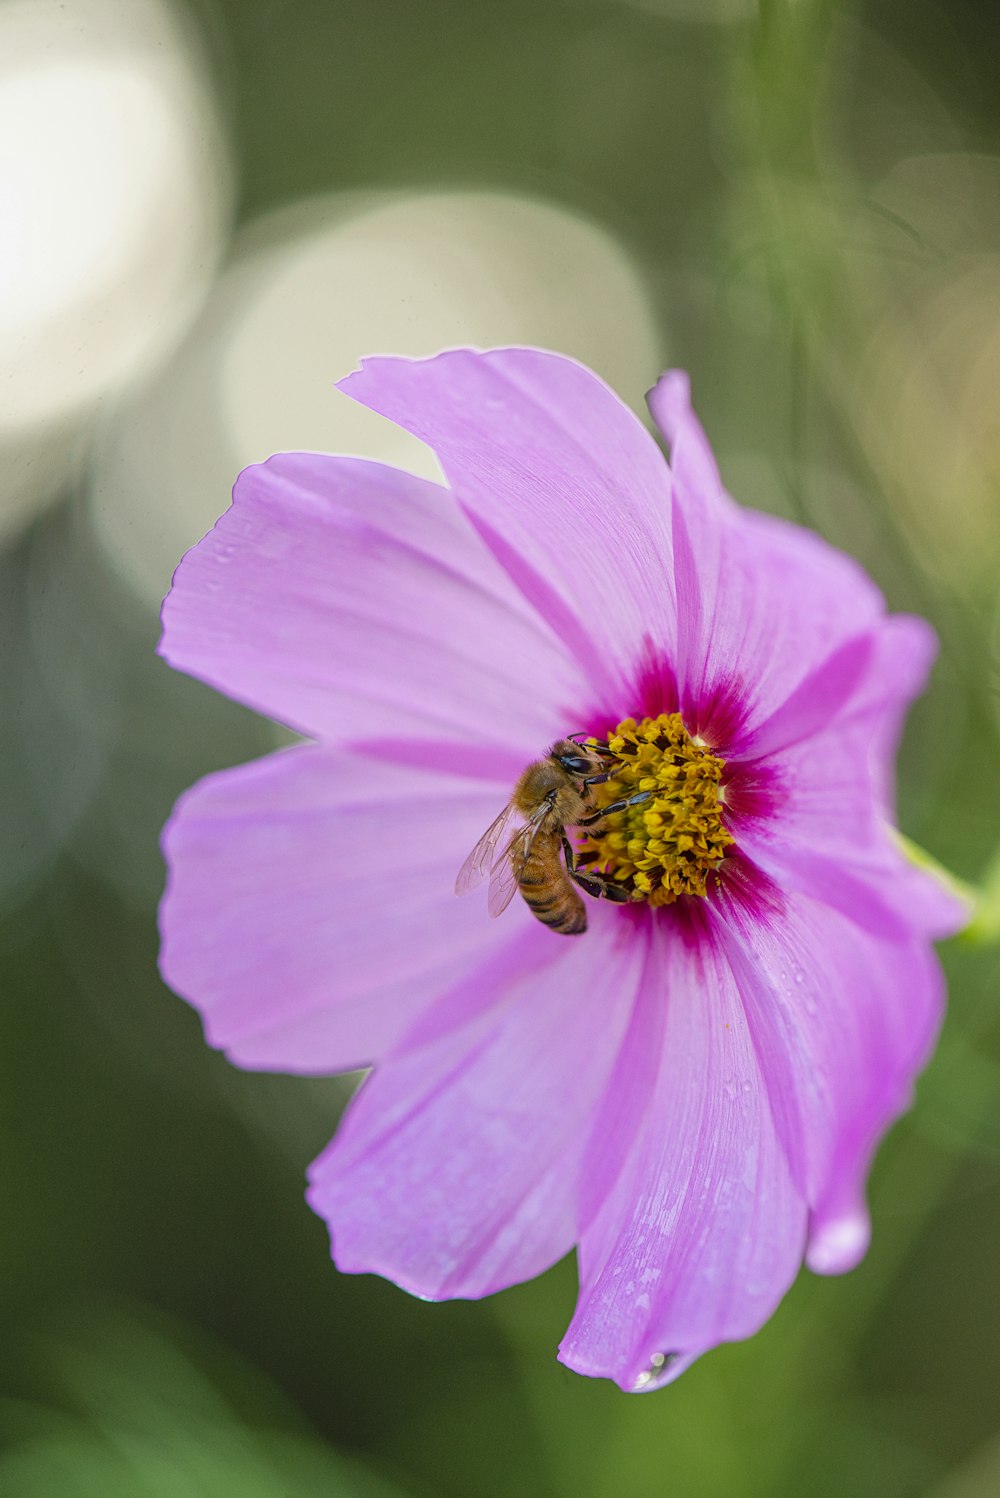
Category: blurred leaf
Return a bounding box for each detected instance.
[930,1430,1000,1498]
[916,1040,1000,1161]
[0,1304,410,1498]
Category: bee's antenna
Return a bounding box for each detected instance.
[567,731,614,756]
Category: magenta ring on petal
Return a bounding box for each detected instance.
[158,346,965,1391]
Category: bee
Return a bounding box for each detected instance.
[455,738,639,935]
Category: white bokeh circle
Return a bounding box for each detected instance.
[88,188,665,605]
[0,0,229,539]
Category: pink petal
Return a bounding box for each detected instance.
[742,840,964,942]
[159,746,521,1073]
[560,913,807,1391]
[848,613,937,816]
[647,369,726,515]
[729,614,967,939]
[711,862,945,1275]
[307,916,648,1300]
[160,453,583,753]
[339,349,675,709]
[648,372,884,746]
[728,631,876,764]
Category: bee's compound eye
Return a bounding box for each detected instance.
[559,753,592,776]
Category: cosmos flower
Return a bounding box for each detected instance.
[158,348,965,1391]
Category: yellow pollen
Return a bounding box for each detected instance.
[578,713,734,906]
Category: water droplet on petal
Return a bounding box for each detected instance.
[807,1212,870,1274]
[633,1350,680,1391]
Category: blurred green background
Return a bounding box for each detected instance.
[2,0,1000,1493]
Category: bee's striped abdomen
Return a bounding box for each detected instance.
[517,833,587,935]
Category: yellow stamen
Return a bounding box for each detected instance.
[579,714,734,905]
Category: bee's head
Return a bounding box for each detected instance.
[550,741,596,778]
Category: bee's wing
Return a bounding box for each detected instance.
[455,801,518,896]
[487,811,545,918]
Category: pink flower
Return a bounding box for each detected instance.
[158,348,964,1391]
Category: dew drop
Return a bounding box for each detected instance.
[633,1350,680,1392]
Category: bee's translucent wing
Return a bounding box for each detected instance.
[487,813,545,918]
[455,801,518,896]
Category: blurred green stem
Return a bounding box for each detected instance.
[897,830,1000,945]
[958,843,1000,946]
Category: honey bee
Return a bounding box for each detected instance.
[455,738,635,935]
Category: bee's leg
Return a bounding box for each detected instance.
[574,870,633,903]
[573,849,601,867]
[561,836,632,904]
[581,768,617,788]
[576,789,654,826]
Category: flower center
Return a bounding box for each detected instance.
[577,713,734,905]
